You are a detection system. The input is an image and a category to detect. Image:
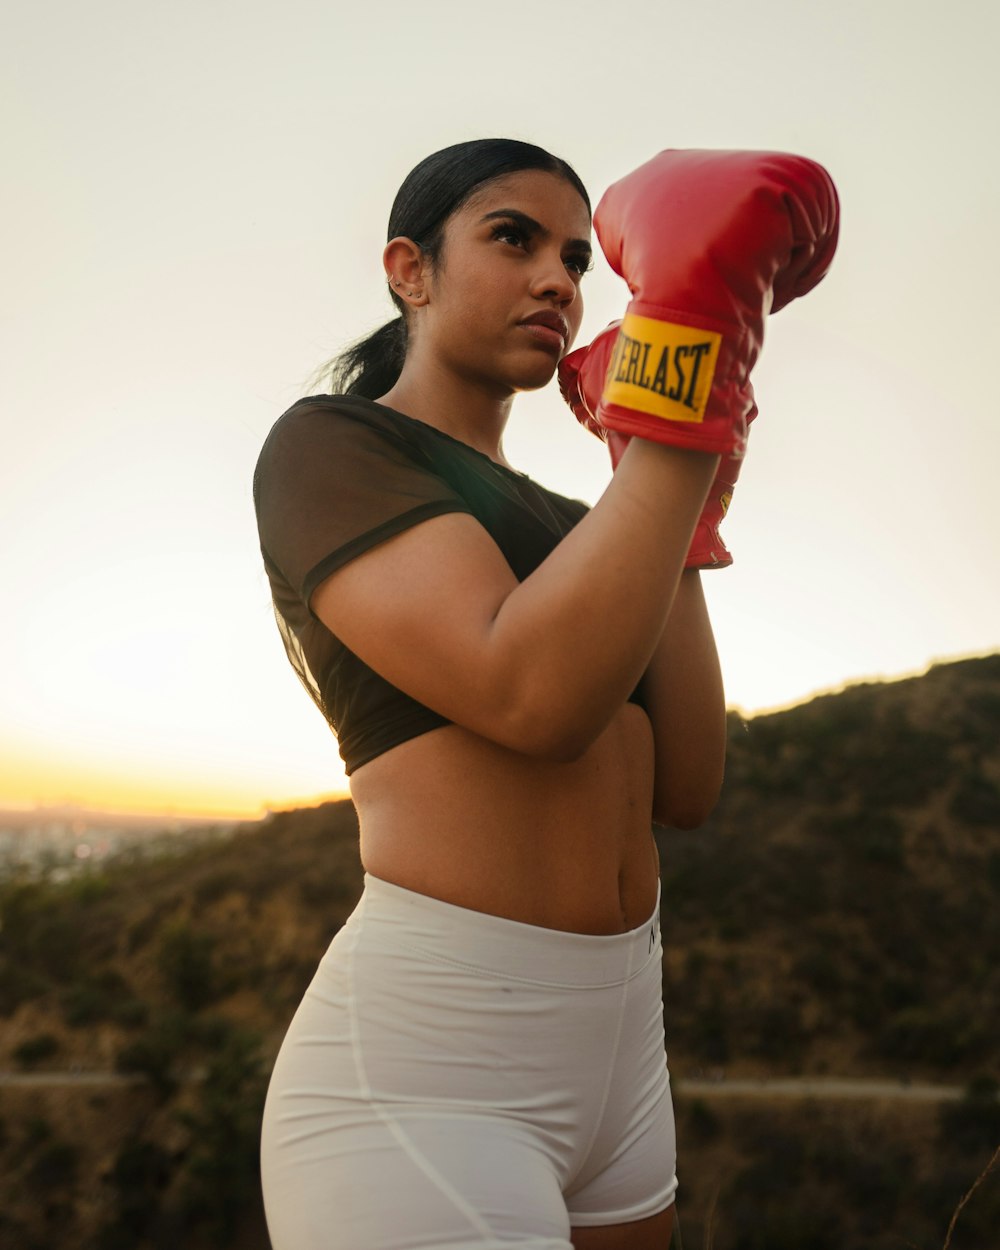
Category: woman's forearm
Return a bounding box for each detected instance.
[487,439,719,758]
[640,569,726,828]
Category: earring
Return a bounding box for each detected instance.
[388,278,420,299]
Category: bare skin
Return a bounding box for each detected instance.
[571,1205,674,1250]
[309,169,724,1247]
[314,171,725,935]
[349,560,723,936]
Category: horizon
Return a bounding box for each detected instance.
[4,647,993,823]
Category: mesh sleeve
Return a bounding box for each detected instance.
[253,401,474,610]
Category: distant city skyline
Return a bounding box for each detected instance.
[0,803,248,884]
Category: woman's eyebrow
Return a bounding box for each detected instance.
[479,208,592,254]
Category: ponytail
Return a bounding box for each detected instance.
[310,315,407,399]
[332,316,408,399]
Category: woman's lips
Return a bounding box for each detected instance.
[519,322,566,352]
[518,313,570,354]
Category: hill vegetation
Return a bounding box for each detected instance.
[1,654,998,1248]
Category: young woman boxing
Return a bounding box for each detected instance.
[254,138,838,1250]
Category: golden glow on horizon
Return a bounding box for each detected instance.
[7,650,995,820]
[0,742,349,821]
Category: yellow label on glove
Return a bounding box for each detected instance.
[602,313,721,424]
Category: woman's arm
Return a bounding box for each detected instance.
[640,570,726,829]
[311,438,718,762]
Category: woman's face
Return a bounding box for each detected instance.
[417,169,592,394]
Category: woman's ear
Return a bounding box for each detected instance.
[384,237,429,306]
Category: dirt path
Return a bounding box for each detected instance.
[0,1070,143,1087]
[0,1071,967,1101]
[675,1076,964,1102]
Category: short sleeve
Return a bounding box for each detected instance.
[253,399,474,610]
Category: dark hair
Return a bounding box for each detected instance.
[319,139,590,398]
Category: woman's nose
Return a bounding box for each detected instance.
[530,254,578,304]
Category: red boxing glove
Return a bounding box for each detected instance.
[685,404,757,569]
[559,322,755,568]
[591,149,839,457]
[559,322,630,467]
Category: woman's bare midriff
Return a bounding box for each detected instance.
[349,702,659,935]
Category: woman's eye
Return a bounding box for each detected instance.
[565,253,593,277]
[491,223,527,249]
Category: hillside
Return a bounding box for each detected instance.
[661,652,1000,1081]
[1,653,998,1248]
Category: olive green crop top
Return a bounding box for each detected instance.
[253,394,640,774]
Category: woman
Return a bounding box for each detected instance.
[254,138,838,1250]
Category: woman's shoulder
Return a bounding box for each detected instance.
[255,393,427,476]
[267,392,410,439]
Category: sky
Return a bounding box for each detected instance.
[2,0,998,818]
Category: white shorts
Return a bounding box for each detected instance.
[260,872,677,1249]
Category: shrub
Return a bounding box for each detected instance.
[793,947,843,996]
[877,1006,986,1067]
[21,1116,52,1150]
[65,872,111,904]
[0,958,49,1015]
[690,994,730,1065]
[966,1074,1000,1099]
[111,996,149,1028]
[115,1012,191,1099]
[174,1025,269,1243]
[964,688,1000,747]
[808,1129,910,1228]
[26,1140,79,1190]
[684,1098,721,1144]
[939,1079,1000,1157]
[157,922,218,1011]
[817,809,906,868]
[744,1001,806,1063]
[100,1136,173,1245]
[193,869,239,905]
[0,882,81,982]
[881,974,922,1011]
[950,771,1000,826]
[12,1033,61,1067]
[920,1156,1000,1245]
[60,968,132,1027]
[723,1149,842,1250]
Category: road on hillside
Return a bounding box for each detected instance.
[0,1071,967,1102]
[0,1070,144,1087]
[675,1076,964,1102]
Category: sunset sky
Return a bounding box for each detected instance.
[3,0,997,818]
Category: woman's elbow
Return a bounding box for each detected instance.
[503,713,597,764]
[656,801,716,831]
[488,688,603,763]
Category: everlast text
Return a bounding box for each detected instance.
[607,332,713,411]
[602,312,722,425]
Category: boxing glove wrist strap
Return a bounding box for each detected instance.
[602,308,725,430]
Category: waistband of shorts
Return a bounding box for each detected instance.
[353,872,662,988]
